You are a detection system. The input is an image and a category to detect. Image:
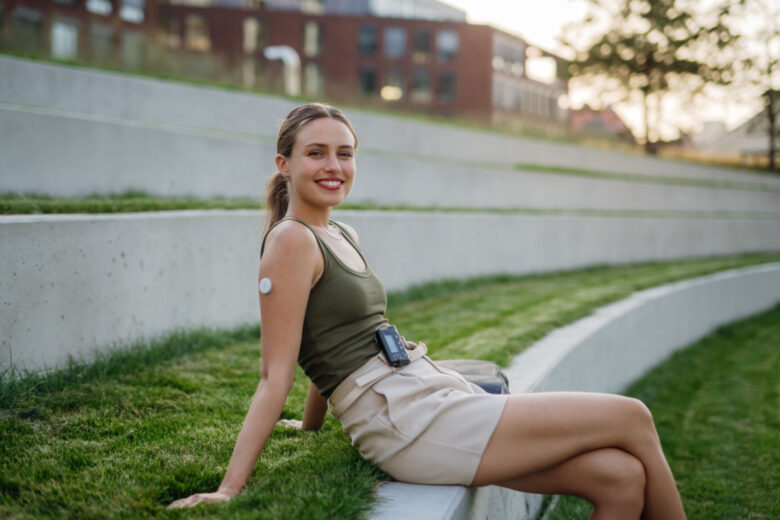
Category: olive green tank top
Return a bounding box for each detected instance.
[260,217,387,397]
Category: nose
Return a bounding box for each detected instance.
[324,152,340,171]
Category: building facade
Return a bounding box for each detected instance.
[0,0,568,128]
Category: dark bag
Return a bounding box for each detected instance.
[435,359,509,395]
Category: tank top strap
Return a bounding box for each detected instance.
[260,217,331,272]
[329,220,361,251]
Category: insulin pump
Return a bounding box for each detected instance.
[375,325,410,367]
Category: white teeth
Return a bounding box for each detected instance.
[318,180,342,187]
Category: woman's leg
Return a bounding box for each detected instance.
[496,447,646,520]
[472,392,685,520]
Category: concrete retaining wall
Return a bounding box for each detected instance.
[3,56,780,214]
[370,262,780,520]
[2,209,779,373]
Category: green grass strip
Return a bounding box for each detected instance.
[3,192,780,220]
[1,253,779,519]
[543,302,780,520]
[513,162,780,193]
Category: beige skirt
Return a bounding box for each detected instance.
[329,347,509,486]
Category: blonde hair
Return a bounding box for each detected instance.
[264,103,358,232]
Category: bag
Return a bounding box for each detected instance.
[435,359,509,395]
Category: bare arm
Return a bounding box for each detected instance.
[169,222,322,508]
[301,382,328,430]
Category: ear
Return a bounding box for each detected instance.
[275,154,290,178]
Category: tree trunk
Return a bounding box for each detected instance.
[767,90,776,171]
[642,89,657,154]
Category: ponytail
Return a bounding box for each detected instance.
[264,171,289,233]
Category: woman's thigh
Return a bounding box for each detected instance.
[472,391,656,486]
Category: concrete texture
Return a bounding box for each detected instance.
[371,262,780,520]
[2,209,779,373]
[3,56,780,215]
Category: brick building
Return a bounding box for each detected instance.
[0,0,569,128]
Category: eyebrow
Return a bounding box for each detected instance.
[303,142,354,149]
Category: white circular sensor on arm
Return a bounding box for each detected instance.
[259,277,273,295]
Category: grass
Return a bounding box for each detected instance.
[540,304,780,520]
[3,191,780,221]
[1,254,779,519]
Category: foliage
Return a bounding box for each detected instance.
[563,0,738,152]
[725,0,780,170]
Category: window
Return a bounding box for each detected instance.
[304,63,324,97]
[242,58,267,88]
[303,20,322,57]
[120,0,145,23]
[301,0,324,14]
[158,14,181,48]
[86,0,112,16]
[410,69,431,103]
[381,68,404,101]
[412,29,430,63]
[436,29,458,63]
[437,71,456,102]
[185,14,210,51]
[88,23,115,64]
[243,17,267,53]
[384,27,405,59]
[358,67,377,96]
[12,7,44,54]
[51,19,78,60]
[358,25,377,57]
[121,31,145,69]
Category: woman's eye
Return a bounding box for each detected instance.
[308,151,323,157]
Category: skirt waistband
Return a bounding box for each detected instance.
[329,344,428,418]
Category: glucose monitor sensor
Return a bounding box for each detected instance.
[259,277,273,295]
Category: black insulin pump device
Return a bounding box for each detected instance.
[375,325,410,367]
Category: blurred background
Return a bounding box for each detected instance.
[1,0,777,169]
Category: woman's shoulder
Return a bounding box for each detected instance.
[263,219,320,258]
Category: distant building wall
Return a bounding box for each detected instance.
[0,0,566,125]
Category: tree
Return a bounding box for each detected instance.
[726,0,779,170]
[562,0,738,154]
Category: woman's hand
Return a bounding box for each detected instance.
[167,487,239,509]
[402,337,426,350]
[277,418,304,429]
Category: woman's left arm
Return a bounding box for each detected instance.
[302,382,328,429]
[278,381,327,430]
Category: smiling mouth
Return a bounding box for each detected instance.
[316,179,344,190]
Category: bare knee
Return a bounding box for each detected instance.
[591,449,646,510]
[622,397,659,444]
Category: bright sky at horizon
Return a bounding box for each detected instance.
[439,0,765,140]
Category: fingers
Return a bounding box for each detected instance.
[277,418,303,429]
[167,492,231,509]
[168,493,203,509]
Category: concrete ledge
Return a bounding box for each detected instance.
[3,55,778,188]
[370,262,780,520]
[3,210,779,373]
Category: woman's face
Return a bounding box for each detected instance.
[277,117,356,212]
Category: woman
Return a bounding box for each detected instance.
[169,103,686,519]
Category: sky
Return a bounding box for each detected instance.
[439,0,766,140]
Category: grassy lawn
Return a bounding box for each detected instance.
[2,192,779,221]
[541,304,780,520]
[1,254,779,519]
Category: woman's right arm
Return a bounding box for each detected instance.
[168,222,322,508]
